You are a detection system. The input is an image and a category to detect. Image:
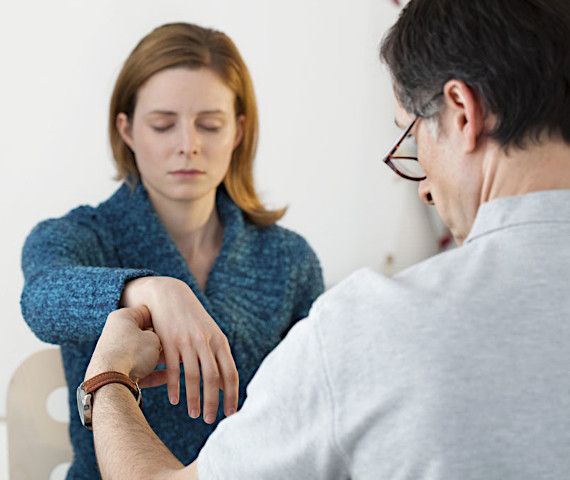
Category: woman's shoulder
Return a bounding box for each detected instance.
[246,221,316,254]
[240,223,322,281]
[25,184,130,241]
[219,189,314,255]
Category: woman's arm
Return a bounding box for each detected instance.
[20,218,155,345]
[121,276,239,422]
[21,217,239,421]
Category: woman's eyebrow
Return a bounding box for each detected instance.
[144,109,228,116]
[198,109,228,116]
[145,110,177,117]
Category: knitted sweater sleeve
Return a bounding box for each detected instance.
[287,234,325,323]
[20,216,155,345]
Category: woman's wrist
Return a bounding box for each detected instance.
[120,276,152,308]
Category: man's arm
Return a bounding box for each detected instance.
[87,302,339,479]
[91,383,198,479]
[85,306,200,480]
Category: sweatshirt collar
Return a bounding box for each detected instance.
[466,190,570,244]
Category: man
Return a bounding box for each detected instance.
[81,0,570,478]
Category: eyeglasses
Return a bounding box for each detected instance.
[382,117,426,181]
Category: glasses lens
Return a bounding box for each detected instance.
[390,157,425,179]
[391,134,425,179]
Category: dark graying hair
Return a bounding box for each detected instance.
[380,0,570,148]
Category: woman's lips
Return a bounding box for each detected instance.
[169,169,205,178]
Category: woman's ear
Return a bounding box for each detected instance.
[233,115,245,149]
[116,113,135,150]
[442,80,484,153]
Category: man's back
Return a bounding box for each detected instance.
[198,190,570,479]
[319,190,570,478]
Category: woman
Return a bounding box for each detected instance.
[21,22,323,479]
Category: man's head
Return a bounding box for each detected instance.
[381,0,570,148]
[380,0,570,243]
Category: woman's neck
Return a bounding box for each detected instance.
[146,187,224,289]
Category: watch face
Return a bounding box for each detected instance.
[76,383,93,430]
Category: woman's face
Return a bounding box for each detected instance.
[117,67,244,206]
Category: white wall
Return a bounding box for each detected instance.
[0,0,442,477]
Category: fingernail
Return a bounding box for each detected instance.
[205,414,216,424]
[225,408,236,416]
[190,409,199,419]
[170,395,178,405]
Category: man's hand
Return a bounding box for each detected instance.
[120,276,239,423]
[85,306,201,480]
[84,305,202,479]
[86,305,163,382]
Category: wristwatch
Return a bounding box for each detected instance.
[76,371,143,431]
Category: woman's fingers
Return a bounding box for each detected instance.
[139,369,167,389]
[126,277,240,422]
[216,344,239,417]
[195,337,221,424]
[201,334,239,423]
[180,346,201,419]
[161,330,238,423]
[163,347,181,405]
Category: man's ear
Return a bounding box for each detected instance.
[233,115,245,149]
[116,113,135,151]
[442,80,484,153]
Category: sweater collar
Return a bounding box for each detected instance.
[105,182,245,306]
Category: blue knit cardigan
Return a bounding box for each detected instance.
[21,182,324,479]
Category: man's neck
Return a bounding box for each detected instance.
[480,135,570,204]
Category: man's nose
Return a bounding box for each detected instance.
[418,180,434,205]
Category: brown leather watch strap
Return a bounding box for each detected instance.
[84,371,143,408]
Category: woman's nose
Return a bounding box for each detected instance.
[179,125,200,156]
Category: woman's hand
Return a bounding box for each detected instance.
[120,276,239,424]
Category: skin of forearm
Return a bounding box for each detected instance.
[86,318,199,480]
[92,383,197,480]
[119,276,153,307]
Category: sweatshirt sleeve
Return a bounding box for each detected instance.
[198,313,345,479]
[20,216,156,345]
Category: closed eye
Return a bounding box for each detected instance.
[152,125,174,132]
[198,124,221,132]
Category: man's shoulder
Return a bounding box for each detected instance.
[310,267,407,332]
[309,248,470,340]
[316,268,390,306]
[314,249,460,315]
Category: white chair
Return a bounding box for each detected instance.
[7,348,73,479]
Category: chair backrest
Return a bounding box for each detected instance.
[7,348,73,479]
